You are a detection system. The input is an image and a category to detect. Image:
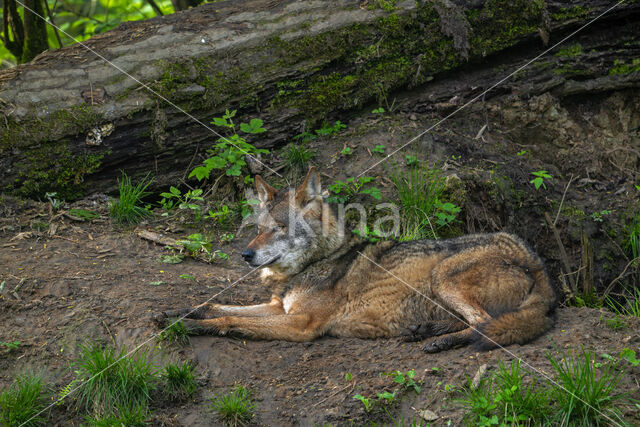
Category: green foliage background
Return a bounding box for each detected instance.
[0,0,217,67]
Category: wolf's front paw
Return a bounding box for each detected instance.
[421,340,446,353]
[402,324,424,342]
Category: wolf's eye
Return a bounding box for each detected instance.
[272,224,286,233]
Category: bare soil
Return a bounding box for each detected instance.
[1,195,639,426]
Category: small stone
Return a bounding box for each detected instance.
[417,409,439,421]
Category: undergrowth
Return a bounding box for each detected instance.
[109,172,153,225]
[161,361,197,400]
[459,347,632,426]
[60,342,158,418]
[0,372,48,427]
[210,385,255,425]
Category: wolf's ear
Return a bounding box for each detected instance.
[255,175,278,205]
[295,166,321,204]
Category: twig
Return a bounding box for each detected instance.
[545,212,576,295]
[600,256,639,301]
[101,319,117,347]
[146,0,164,16]
[313,382,354,407]
[43,0,63,48]
[553,174,574,226]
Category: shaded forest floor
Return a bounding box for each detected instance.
[1,195,639,426]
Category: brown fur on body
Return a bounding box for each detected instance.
[156,168,557,352]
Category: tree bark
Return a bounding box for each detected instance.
[21,0,49,63]
[0,0,638,199]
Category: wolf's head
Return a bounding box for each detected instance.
[241,167,343,276]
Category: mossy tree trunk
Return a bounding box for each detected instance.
[0,0,638,199]
[21,0,49,63]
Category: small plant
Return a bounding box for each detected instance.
[158,320,190,345]
[530,170,552,190]
[389,162,458,240]
[85,404,149,426]
[345,372,353,382]
[45,191,63,211]
[179,274,196,281]
[284,143,315,170]
[377,390,397,404]
[161,361,197,400]
[604,315,627,330]
[220,233,235,243]
[547,347,629,425]
[341,146,353,156]
[373,144,386,155]
[372,107,386,115]
[189,110,268,181]
[0,372,48,427]
[0,341,20,352]
[157,253,184,264]
[211,385,255,425]
[207,205,232,225]
[460,359,549,426]
[60,342,158,418]
[327,176,381,204]
[177,234,228,262]
[590,209,612,222]
[606,286,640,317]
[149,281,165,286]
[516,149,528,156]
[620,348,640,367]
[316,120,346,136]
[159,187,204,219]
[381,369,422,394]
[352,226,383,243]
[405,155,418,167]
[109,172,153,225]
[353,394,373,412]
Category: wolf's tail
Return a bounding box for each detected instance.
[474,268,557,350]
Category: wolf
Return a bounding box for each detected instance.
[156,167,557,352]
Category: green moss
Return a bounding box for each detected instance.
[467,0,545,57]
[1,105,108,199]
[550,5,589,21]
[15,142,107,199]
[609,58,640,75]
[1,105,103,151]
[555,43,583,58]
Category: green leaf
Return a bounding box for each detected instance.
[189,166,210,181]
[211,117,228,127]
[170,186,181,195]
[361,187,382,200]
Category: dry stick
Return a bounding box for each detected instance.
[545,212,577,295]
[43,0,62,48]
[553,174,575,226]
[600,256,639,301]
[101,319,117,347]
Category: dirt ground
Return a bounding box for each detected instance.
[1,195,639,426]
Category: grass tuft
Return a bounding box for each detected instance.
[388,161,447,240]
[547,347,628,426]
[161,361,197,400]
[84,403,150,426]
[284,143,315,170]
[460,359,549,426]
[211,385,255,425]
[109,172,153,225]
[0,372,48,427]
[157,320,190,345]
[63,342,158,418]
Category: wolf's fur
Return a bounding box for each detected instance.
[157,168,557,352]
